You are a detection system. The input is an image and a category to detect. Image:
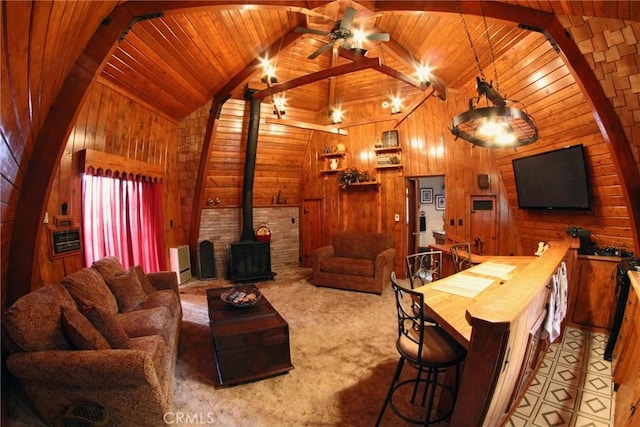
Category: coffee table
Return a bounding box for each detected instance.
[206,287,293,387]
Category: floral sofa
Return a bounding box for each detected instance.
[2,256,182,426]
[311,231,396,294]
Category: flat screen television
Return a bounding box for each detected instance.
[512,144,590,210]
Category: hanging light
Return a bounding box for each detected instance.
[273,94,286,115]
[450,6,538,148]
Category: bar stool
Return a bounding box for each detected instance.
[405,250,442,289]
[376,272,467,426]
[450,242,472,273]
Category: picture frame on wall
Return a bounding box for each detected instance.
[420,188,433,204]
[435,195,445,210]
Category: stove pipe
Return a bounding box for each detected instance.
[241,89,260,242]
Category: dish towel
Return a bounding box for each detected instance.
[542,262,568,343]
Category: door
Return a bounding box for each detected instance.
[301,199,323,267]
[470,195,497,256]
[406,178,419,275]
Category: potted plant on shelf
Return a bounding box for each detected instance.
[337,167,359,189]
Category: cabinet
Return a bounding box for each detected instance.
[319,151,345,174]
[569,257,618,331]
[613,275,640,427]
[374,146,402,169]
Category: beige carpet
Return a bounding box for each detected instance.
[176,268,406,426]
[7,268,447,426]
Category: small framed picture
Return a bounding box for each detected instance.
[435,195,445,210]
[420,188,433,204]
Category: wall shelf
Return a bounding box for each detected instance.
[343,181,380,189]
[374,146,402,169]
[320,152,346,159]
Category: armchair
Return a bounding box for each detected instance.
[311,231,395,294]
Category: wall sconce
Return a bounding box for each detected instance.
[330,109,343,124]
[273,94,286,115]
[391,96,402,114]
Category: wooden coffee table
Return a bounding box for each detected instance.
[206,287,293,387]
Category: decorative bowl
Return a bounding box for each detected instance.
[220,285,262,308]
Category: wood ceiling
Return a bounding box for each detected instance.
[101,0,638,122]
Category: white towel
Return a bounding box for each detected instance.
[541,262,568,343]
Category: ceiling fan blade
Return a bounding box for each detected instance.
[308,41,335,59]
[366,32,390,42]
[340,7,357,30]
[295,27,331,36]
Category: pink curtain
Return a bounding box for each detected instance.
[82,173,166,271]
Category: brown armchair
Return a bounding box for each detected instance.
[311,231,395,294]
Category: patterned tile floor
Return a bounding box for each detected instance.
[507,327,614,426]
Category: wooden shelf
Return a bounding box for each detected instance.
[374,146,402,154]
[320,169,343,174]
[375,164,403,170]
[343,181,380,189]
[320,152,346,159]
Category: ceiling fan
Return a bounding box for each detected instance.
[295,7,390,59]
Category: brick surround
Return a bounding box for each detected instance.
[198,206,300,279]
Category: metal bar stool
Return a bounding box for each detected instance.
[376,272,467,426]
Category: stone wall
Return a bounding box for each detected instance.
[198,206,300,278]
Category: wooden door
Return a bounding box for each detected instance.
[470,194,497,256]
[301,198,323,268]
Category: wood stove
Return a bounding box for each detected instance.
[228,89,276,283]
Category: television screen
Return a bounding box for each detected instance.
[512,145,590,210]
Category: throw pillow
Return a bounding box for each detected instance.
[61,307,111,350]
[61,267,119,314]
[133,265,157,295]
[82,305,130,349]
[106,268,148,313]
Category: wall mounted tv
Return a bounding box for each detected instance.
[512,144,590,210]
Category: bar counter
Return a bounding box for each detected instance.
[409,242,571,426]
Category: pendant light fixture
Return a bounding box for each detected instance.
[450,4,538,148]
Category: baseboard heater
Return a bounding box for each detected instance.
[170,245,191,284]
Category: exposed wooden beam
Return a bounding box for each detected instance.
[393,86,436,128]
[265,118,348,135]
[7,4,134,304]
[253,57,382,100]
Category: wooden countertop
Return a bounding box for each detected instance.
[412,243,569,348]
[629,270,640,300]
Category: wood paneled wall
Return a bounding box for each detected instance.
[38,80,183,284]
[1,0,117,308]
[177,99,315,243]
[299,89,519,271]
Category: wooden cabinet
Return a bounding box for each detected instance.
[569,257,618,331]
[613,275,640,427]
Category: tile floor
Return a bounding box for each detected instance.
[507,327,614,426]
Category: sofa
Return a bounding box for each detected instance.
[311,231,396,294]
[2,256,182,426]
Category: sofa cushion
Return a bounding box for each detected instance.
[62,268,119,314]
[106,268,148,313]
[2,283,77,352]
[91,256,126,280]
[319,257,375,277]
[140,289,181,319]
[82,305,130,349]
[117,306,173,344]
[133,265,158,295]
[333,231,394,260]
[61,307,111,350]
